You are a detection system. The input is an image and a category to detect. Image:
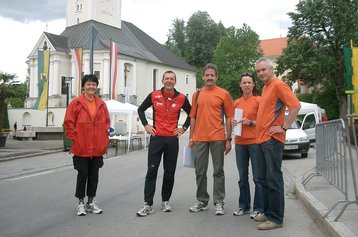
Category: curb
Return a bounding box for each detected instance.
[295,180,357,237]
[0,149,65,162]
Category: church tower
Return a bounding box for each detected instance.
[66,0,122,29]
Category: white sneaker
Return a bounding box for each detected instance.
[161,201,172,212]
[233,207,250,216]
[215,202,225,215]
[77,202,86,216]
[137,203,154,217]
[250,210,261,219]
[189,201,209,213]
[86,201,103,214]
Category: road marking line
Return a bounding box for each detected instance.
[10,170,54,181]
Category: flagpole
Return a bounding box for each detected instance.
[90,25,98,75]
[109,40,112,98]
[90,26,93,74]
[46,48,50,127]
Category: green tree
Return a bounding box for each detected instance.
[296,81,339,119]
[276,0,358,118]
[165,11,227,88]
[165,18,186,59]
[214,24,263,98]
[0,72,17,134]
[185,11,221,68]
[8,82,28,108]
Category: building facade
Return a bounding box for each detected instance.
[9,0,196,131]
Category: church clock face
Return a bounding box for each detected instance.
[76,0,83,12]
[101,0,114,15]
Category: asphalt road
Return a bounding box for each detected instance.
[0,139,325,237]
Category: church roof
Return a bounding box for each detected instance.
[47,20,194,71]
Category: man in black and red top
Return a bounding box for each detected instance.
[136,70,191,217]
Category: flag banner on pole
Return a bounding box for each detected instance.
[33,49,50,110]
[90,26,98,74]
[352,46,358,113]
[110,41,118,99]
[70,48,83,96]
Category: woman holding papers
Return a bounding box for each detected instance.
[232,72,264,220]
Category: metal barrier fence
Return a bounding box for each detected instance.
[302,117,358,221]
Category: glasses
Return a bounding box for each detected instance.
[240,72,254,78]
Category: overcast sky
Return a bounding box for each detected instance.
[0,0,299,82]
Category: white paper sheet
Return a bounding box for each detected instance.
[233,108,243,136]
[183,147,195,168]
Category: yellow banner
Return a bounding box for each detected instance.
[352,47,358,113]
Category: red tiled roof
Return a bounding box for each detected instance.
[260,37,288,57]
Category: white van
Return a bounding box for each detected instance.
[286,102,323,143]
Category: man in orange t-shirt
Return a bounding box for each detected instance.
[254,57,301,230]
[188,63,233,215]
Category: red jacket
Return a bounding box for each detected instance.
[138,88,191,136]
[64,95,110,158]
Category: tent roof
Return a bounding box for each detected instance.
[105,99,135,115]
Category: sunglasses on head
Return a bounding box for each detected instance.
[240,72,254,78]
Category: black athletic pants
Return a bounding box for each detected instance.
[144,136,179,206]
[73,156,104,199]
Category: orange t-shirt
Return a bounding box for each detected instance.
[233,95,260,145]
[83,96,97,121]
[190,86,233,142]
[256,78,300,144]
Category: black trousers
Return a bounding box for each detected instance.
[144,136,179,206]
[73,156,104,199]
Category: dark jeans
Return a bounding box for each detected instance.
[144,136,179,206]
[257,138,285,224]
[235,144,264,213]
[73,156,104,199]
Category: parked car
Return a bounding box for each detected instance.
[284,120,310,158]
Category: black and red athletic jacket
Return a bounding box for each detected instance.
[138,88,191,136]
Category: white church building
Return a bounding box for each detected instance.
[8,0,196,137]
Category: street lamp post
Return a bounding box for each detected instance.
[62,76,73,151]
[62,76,73,107]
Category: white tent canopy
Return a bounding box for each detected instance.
[105,99,135,152]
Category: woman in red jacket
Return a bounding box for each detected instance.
[64,74,110,216]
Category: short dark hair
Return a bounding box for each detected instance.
[81,74,98,88]
[239,72,258,96]
[162,71,176,81]
[202,63,218,77]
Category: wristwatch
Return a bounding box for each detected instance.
[227,137,232,141]
[281,125,287,131]
[182,126,188,131]
[249,120,254,126]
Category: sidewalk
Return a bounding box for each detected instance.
[0,138,357,236]
[0,138,64,161]
[283,150,358,237]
